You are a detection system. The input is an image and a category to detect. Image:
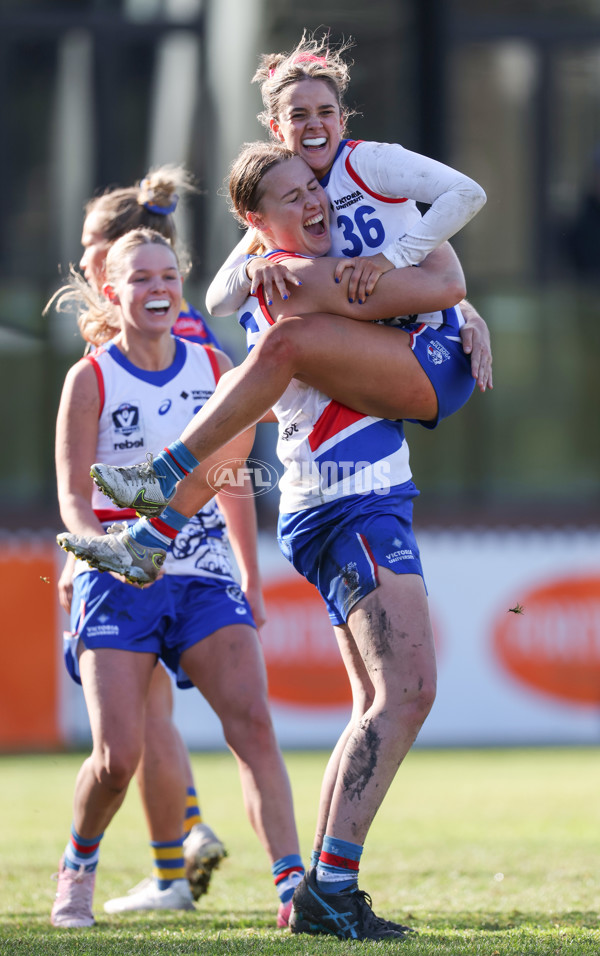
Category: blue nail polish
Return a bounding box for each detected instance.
[267,299,273,306]
[283,294,288,300]
[335,277,340,283]
[349,297,354,303]
[358,299,363,305]
[297,281,302,286]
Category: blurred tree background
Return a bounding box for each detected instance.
[1,0,599,533]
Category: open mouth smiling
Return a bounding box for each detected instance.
[145,298,171,315]
[304,213,327,236]
[302,137,327,149]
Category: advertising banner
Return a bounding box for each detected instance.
[7,529,600,751]
[171,529,600,750]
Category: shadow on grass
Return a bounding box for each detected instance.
[4,908,600,933]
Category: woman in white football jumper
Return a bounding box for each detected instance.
[58,142,479,940]
[54,166,231,917]
[206,31,491,392]
[51,229,303,930]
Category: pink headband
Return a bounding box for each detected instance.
[269,52,329,78]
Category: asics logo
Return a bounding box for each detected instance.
[307,885,358,937]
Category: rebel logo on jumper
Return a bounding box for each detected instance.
[111,403,140,436]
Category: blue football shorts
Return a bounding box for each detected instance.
[65,570,255,689]
[403,306,476,428]
[277,481,425,626]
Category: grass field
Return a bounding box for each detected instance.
[1,747,600,954]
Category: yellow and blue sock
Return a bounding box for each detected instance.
[316,835,363,894]
[64,824,103,873]
[183,786,202,836]
[272,853,304,904]
[151,837,186,889]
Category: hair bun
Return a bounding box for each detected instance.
[138,176,179,216]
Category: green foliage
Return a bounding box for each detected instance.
[1,748,600,954]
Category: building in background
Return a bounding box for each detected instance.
[1,0,599,530]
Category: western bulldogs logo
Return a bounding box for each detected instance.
[226,583,246,605]
[111,403,140,436]
[426,340,451,366]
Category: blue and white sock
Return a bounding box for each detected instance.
[272,853,304,904]
[64,824,103,873]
